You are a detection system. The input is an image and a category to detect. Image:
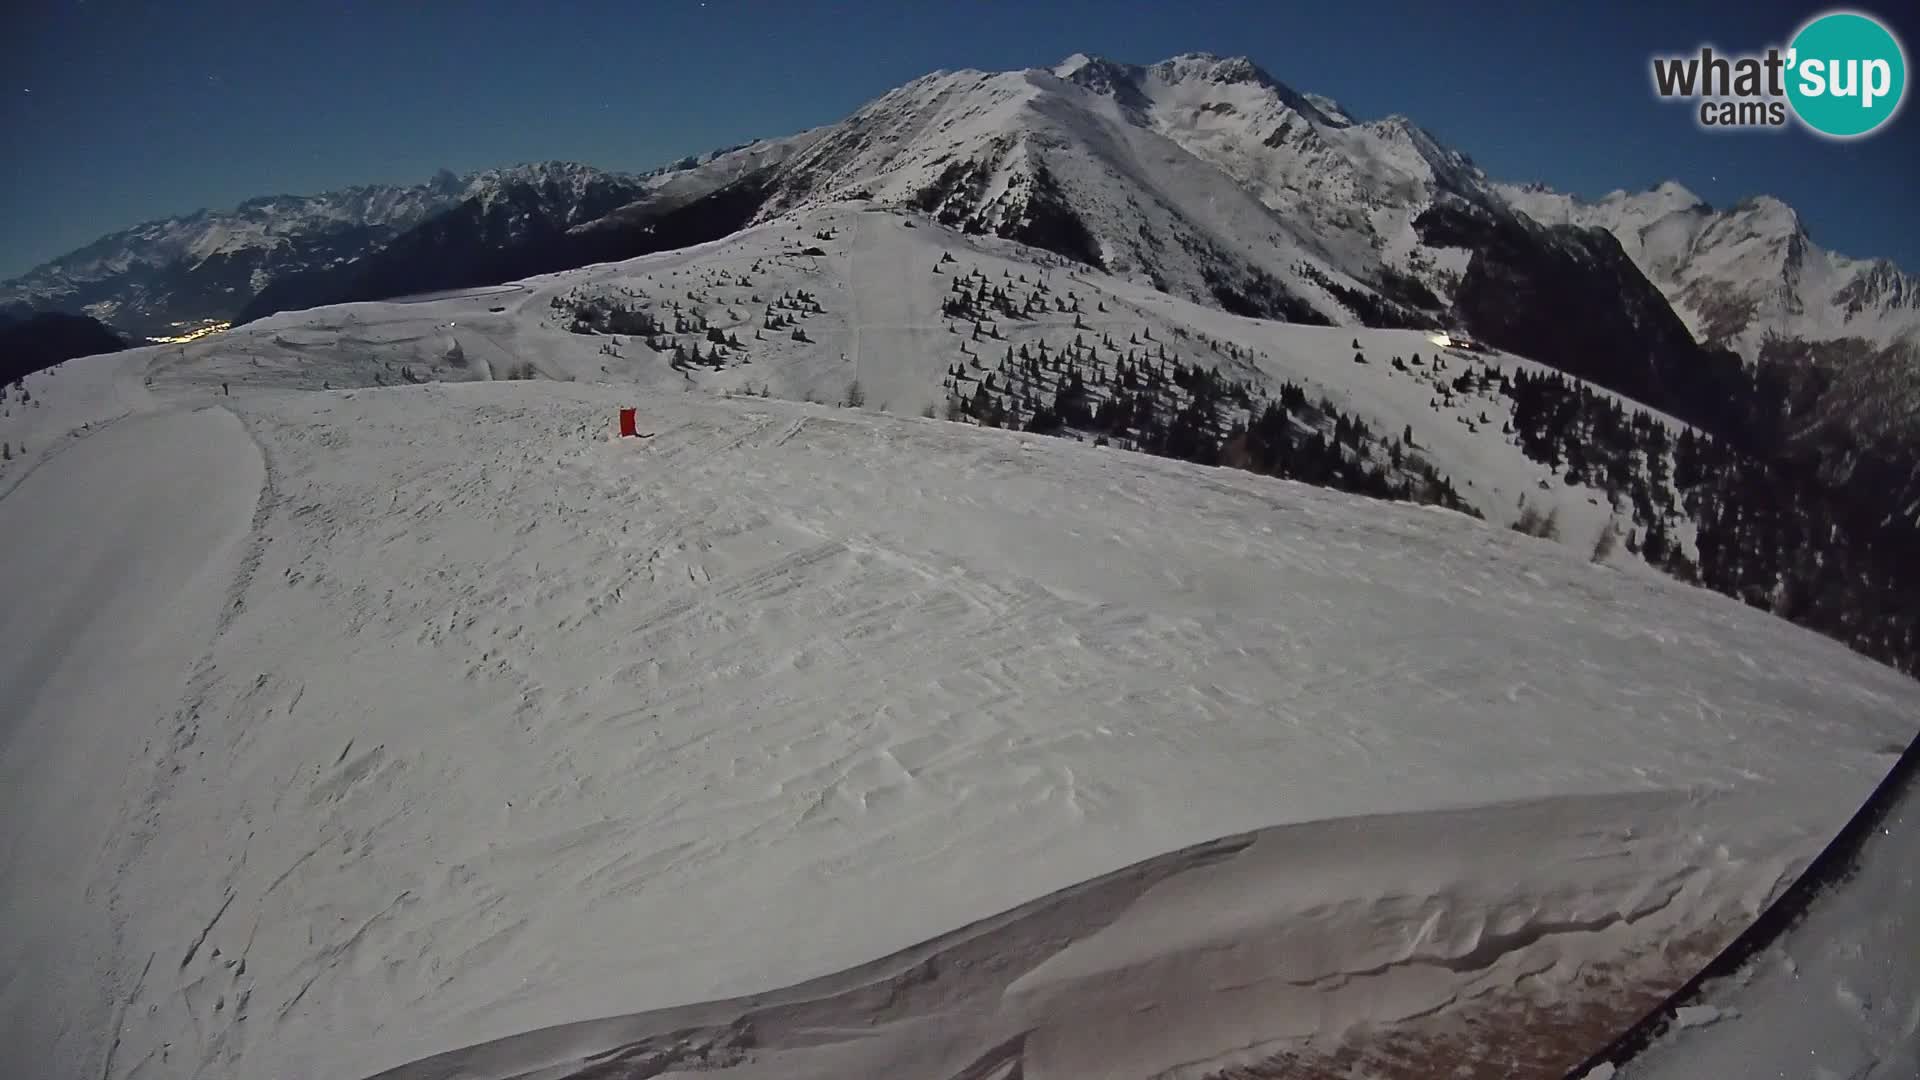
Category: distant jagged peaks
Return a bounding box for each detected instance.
[1053,51,1357,133]
[1050,52,1153,115]
[1506,178,1683,225]
[1022,54,1910,366]
[467,160,616,184]
[1647,179,1705,209]
[1302,92,1355,127]
[1500,172,1918,360]
[1051,52,1137,84]
[0,159,646,337]
[1149,51,1277,88]
[10,48,1913,376]
[462,161,628,205]
[1723,193,1805,236]
[1058,49,1305,88]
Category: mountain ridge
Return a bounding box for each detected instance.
[0,162,642,338]
[11,51,1911,364]
[9,51,1914,458]
[1497,177,1920,360]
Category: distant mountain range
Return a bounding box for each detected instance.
[1503,181,1920,458]
[0,146,809,344]
[5,53,1914,477]
[232,150,801,326]
[2,170,472,339]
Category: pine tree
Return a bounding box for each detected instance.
[970,381,995,423]
[1591,519,1620,563]
[1642,519,1671,564]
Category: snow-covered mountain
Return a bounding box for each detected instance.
[1501,179,1920,509]
[9,51,1685,360]
[0,163,644,338]
[19,51,1915,418]
[230,162,668,323]
[13,52,1916,521]
[1501,180,1920,359]
[734,51,1509,328]
[512,53,1713,451]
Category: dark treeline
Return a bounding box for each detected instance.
[0,312,129,384]
[1505,367,1920,675]
[935,266,1471,514]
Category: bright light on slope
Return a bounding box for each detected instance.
[148,320,231,344]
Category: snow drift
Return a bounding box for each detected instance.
[369,788,1816,1080]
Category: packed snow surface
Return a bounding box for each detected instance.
[3,216,1918,1079]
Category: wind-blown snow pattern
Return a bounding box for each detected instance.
[3,202,1918,1080]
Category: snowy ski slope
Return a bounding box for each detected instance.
[3,208,1918,1079]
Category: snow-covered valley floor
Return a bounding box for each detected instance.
[4,217,1919,1079]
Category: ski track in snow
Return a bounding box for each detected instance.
[2,208,1918,1080]
[0,403,263,1080]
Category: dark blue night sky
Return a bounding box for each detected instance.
[4,0,1915,278]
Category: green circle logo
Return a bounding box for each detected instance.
[1786,11,1907,138]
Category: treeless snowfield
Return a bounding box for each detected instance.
[4,350,1916,1079]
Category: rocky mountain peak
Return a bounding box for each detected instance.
[1153,52,1274,88]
